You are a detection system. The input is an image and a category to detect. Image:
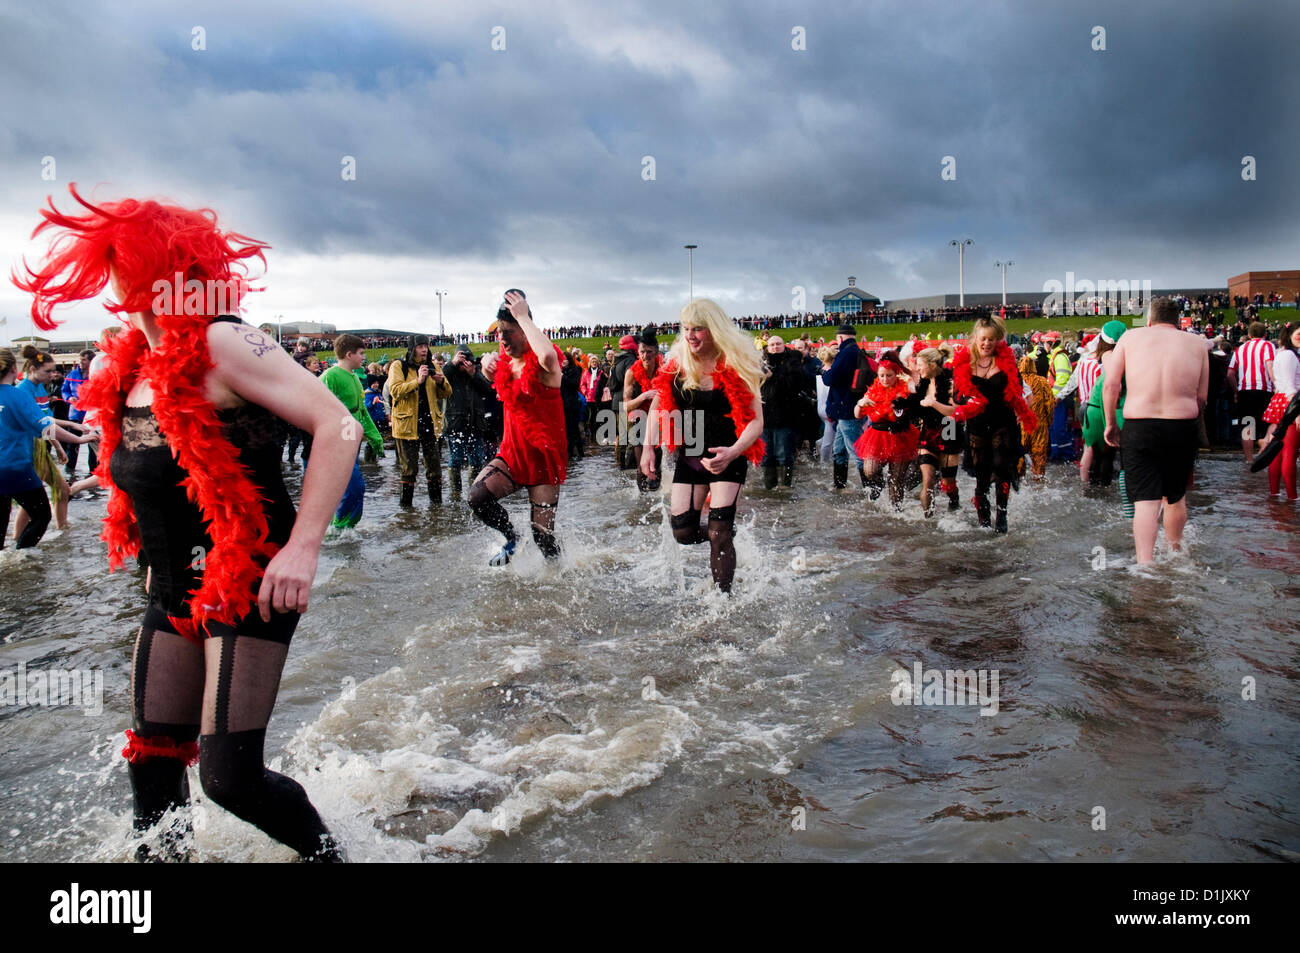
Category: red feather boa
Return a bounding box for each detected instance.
[950,342,1038,432]
[629,356,660,394]
[494,341,564,403]
[651,357,765,464]
[861,378,911,424]
[80,322,279,639]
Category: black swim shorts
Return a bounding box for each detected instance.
[1120,417,1198,504]
[1235,389,1272,437]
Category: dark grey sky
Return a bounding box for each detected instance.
[1,0,1295,340]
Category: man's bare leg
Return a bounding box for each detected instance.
[1162,497,1187,553]
[1132,499,1161,564]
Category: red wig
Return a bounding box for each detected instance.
[12,185,277,639]
[14,184,266,331]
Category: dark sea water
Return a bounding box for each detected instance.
[1,447,1296,862]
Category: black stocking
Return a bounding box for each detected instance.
[707,504,738,593]
[198,633,342,861]
[528,484,561,559]
[128,614,203,859]
[468,459,518,543]
[670,508,706,545]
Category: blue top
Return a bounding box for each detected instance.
[61,364,89,422]
[0,382,55,494]
[17,377,52,416]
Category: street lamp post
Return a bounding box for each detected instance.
[275,314,283,346]
[949,239,973,308]
[994,260,1014,307]
[684,245,697,300]
[434,289,448,338]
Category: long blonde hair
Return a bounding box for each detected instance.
[669,299,766,395]
[968,315,1006,369]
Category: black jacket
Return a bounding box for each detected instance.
[444,358,495,435]
[560,363,582,413]
[609,351,637,410]
[761,349,807,430]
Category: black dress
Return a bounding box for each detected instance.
[671,378,747,485]
[898,368,963,457]
[109,375,298,642]
[961,370,1024,490]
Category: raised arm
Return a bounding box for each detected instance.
[505,291,560,387]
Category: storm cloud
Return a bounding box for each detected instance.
[0,0,1294,339]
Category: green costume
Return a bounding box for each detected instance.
[322,365,385,457]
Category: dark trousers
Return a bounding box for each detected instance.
[396,430,443,488]
[761,427,796,466]
[0,487,52,549]
[63,438,98,477]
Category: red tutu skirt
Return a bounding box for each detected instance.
[1263,391,1292,425]
[854,424,919,466]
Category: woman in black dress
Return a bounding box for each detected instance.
[927,317,1037,533]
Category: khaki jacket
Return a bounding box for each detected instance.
[387,361,453,440]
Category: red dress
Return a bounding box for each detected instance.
[853,379,919,466]
[495,343,568,485]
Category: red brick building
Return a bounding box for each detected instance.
[1227,270,1300,304]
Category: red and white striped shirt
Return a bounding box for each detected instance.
[1229,339,1275,392]
[1078,357,1103,405]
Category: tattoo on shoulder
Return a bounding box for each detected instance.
[239,326,279,357]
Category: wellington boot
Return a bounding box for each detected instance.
[449,466,463,497]
[781,465,794,487]
[399,481,415,509]
[833,462,848,489]
[763,465,778,489]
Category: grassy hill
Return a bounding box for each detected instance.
[324,308,1251,363]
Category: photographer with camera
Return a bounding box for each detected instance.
[444,343,495,498]
[387,333,452,508]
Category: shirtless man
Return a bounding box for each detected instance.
[471,290,567,565]
[1103,297,1209,564]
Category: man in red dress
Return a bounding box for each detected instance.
[470,290,567,565]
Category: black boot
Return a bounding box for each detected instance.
[428,479,442,506]
[946,484,960,511]
[865,470,884,501]
[994,482,1009,534]
[129,759,193,863]
[833,462,848,489]
[781,465,794,487]
[763,465,778,489]
[973,492,991,527]
[449,466,463,497]
[399,481,415,509]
